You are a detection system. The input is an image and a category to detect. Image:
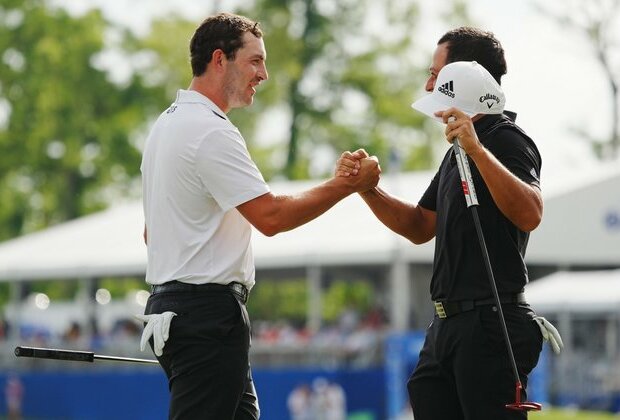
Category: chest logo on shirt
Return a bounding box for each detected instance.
[166,104,178,114]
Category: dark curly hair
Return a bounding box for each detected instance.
[438,27,507,84]
[190,13,263,77]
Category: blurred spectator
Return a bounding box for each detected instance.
[63,321,82,342]
[338,307,359,335]
[361,306,386,329]
[251,305,388,367]
[311,377,346,420]
[110,318,141,339]
[4,374,23,420]
[287,383,314,420]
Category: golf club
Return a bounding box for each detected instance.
[14,345,159,365]
[451,126,542,412]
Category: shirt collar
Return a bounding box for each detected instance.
[174,89,228,120]
[473,110,517,133]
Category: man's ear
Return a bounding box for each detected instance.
[211,49,226,71]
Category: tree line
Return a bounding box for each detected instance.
[0,0,443,241]
[1,0,617,242]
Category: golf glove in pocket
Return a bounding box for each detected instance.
[134,312,177,357]
[533,316,563,355]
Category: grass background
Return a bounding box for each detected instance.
[530,408,620,419]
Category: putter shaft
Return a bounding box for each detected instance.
[15,346,159,365]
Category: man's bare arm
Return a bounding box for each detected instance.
[335,151,436,244]
[468,147,542,231]
[359,187,436,244]
[439,108,543,232]
[238,157,381,236]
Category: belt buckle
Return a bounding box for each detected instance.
[434,301,447,319]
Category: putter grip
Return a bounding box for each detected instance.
[452,139,479,207]
[15,346,95,362]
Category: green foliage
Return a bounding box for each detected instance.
[0,1,477,244]
[440,0,475,27]
[99,277,148,299]
[27,279,79,300]
[121,16,195,99]
[233,0,434,179]
[0,283,9,309]
[247,277,375,324]
[530,408,620,419]
[117,4,437,180]
[0,1,166,240]
[322,280,373,322]
[247,278,308,322]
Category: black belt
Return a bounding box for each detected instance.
[150,281,249,305]
[434,293,526,319]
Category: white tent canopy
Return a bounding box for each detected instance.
[0,172,435,281]
[0,203,147,280]
[527,162,620,265]
[0,161,619,282]
[526,269,620,313]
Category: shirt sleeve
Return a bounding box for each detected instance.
[196,128,270,211]
[419,149,451,211]
[419,171,439,211]
[487,129,542,188]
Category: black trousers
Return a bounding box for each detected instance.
[407,304,543,420]
[145,286,259,420]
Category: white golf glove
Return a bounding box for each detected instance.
[533,316,564,355]
[134,312,177,357]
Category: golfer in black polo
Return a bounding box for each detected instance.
[336,28,562,419]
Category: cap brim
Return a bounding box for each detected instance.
[411,93,476,123]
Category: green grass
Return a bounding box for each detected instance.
[530,408,620,419]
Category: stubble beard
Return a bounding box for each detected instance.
[223,65,253,109]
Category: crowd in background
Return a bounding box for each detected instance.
[287,378,346,420]
[0,305,388,368]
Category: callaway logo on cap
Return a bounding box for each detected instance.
[411,61,505,122]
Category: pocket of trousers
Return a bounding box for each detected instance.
[476,305,543,374]
[174,293,246,341]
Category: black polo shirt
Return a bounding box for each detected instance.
[419,112,542,302]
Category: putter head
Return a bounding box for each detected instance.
[506,381,542,411]
[506,401,542,411]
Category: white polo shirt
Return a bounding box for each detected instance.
[140,89,270,290]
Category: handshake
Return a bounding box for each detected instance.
[333,148,381,193]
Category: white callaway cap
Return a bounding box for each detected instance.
[411,61,505,122]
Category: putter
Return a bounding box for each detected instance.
[451,127,542,412]
[14,345,159,365]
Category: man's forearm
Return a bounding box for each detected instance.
[271,178,355,234]
[240,157,380,236]
[360,187,435,244]
[469,147,543,231]
[241,176,365,237]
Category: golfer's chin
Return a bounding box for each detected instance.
[233,95,254,109]
[230,96,254,109]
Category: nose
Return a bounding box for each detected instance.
[258,63,268,82]
[425,76,435,93]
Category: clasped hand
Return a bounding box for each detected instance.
[333,148,381,191]
[335,149,381,191]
